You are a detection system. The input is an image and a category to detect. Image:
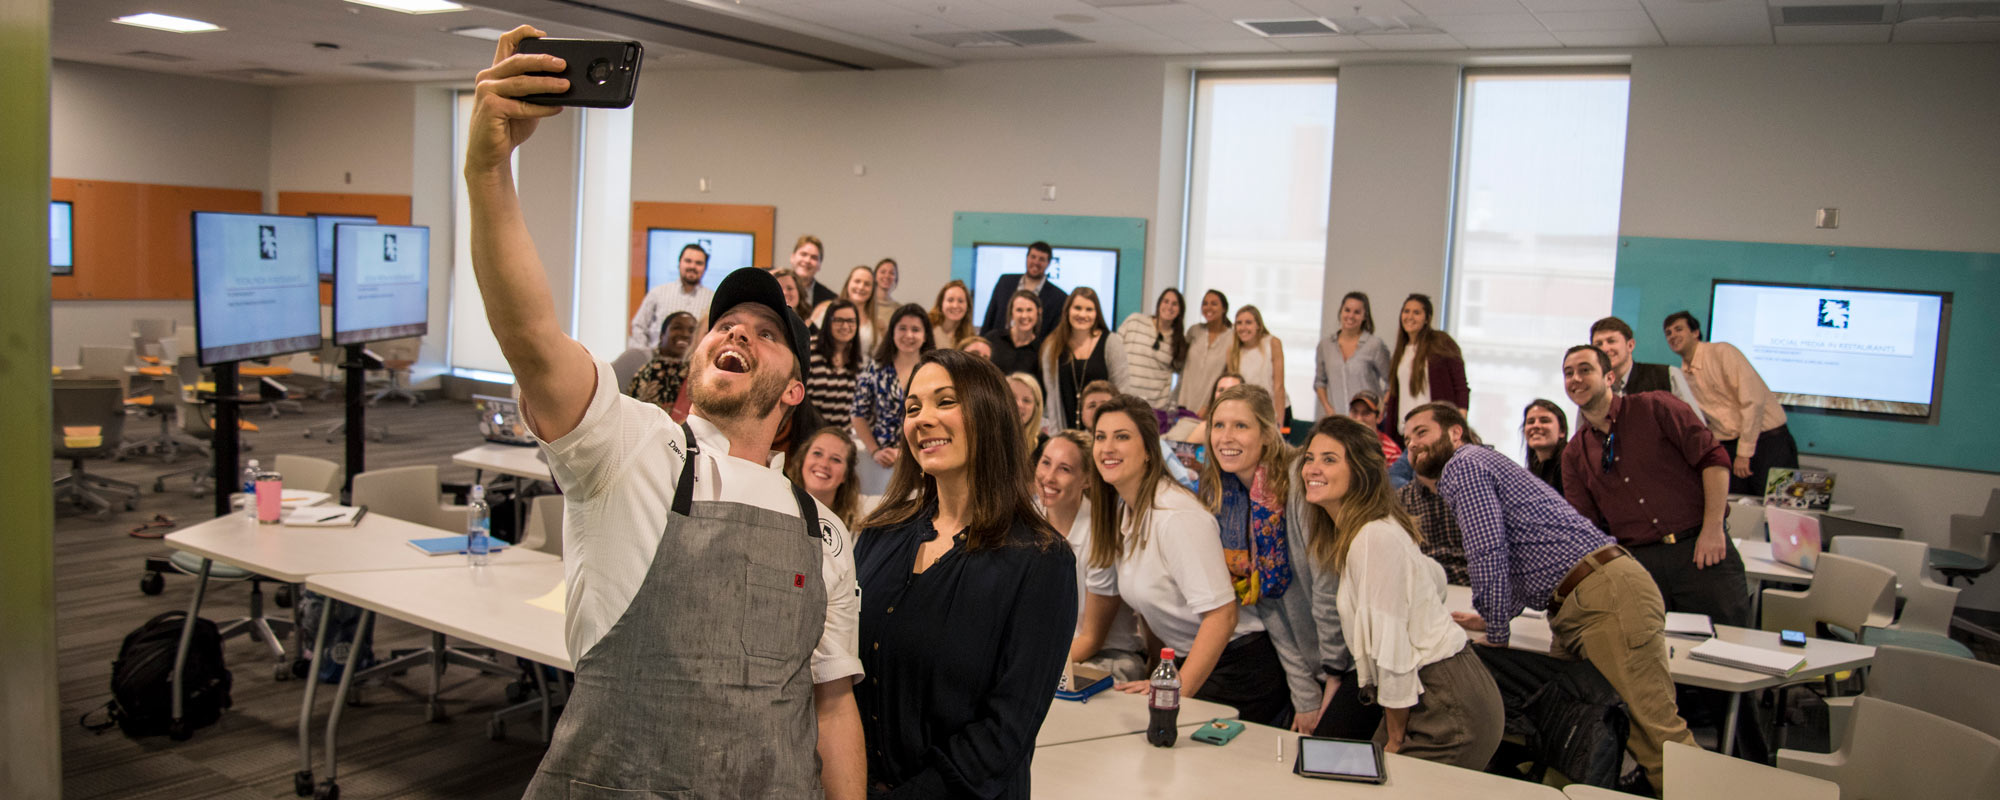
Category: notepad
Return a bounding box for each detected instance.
[284,505,368,527]
[1688,638,1805,677]
[406,535,510,556]
[526,580,566,614]
[1665,612,1715,639]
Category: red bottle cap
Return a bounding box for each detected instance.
[1160,647,1175,660]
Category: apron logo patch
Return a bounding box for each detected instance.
[793,573,805,588]
[818,518,844,557]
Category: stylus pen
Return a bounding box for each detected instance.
[1276,736,1282,763]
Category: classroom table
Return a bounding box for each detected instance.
[1442,585,1874,756]
[301,562,568,798]
[1037,688,1237,747]
[1031,720,1565,800]
[452,442,554,484]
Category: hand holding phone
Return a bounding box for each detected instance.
[515,37,643,108]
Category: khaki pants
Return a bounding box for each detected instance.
[1549,556,1695,791]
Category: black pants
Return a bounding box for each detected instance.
[1627,529,1750,628]
[1185,631,1293,728]
[1721,424,1799,497]
[1311,668,1384,740]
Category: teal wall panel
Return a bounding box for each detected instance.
[950,212,1149,323]
[1613,236,1998,473]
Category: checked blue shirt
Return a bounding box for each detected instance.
[1435,444,1612,645]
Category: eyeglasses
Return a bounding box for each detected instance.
[1600,432,1618,472]
[831,318,858,327]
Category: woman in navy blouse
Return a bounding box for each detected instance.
[853,348,1075,799]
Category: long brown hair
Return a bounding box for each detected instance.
[1153,288,1190,370]
[1340,291,1376,336]
[857,349,1060,551]
[784,426,861,528]
[872,303,936,364]
[929,280,974,346]
[1197,384,1292,513]
[1044,286,1108,365]
[1225,305,1271,374]
[1302,415,1418,575]
[836,265,878,327]
[1389,293,1462,396]
[1086,394,1184,569]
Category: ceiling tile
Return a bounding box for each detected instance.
[1551,27,1663,46]
[1431,13,1549,33]
[1355,31,1469,48]
[1893,21,2000,42]
[1404,0,1528,15]
[1107,38,1206,54]
[1293,0,1422,16]
[1639,0,1766,27]
[1455,30,1564,48]
[1773,23,1892,44]
[1654,24,1770,45]
[1186,0,1319,19]
[1187,37,1288,52]
[1274,35,1377,51]
[1103,3,1229,26]
[1534,9,1656,31]
[1522,0,1641,10]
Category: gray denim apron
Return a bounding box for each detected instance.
[524,424,827,799]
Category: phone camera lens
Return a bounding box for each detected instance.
[587,59,611,85]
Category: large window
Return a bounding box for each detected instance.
[1184,72,1336,418]
[1447,70,1630,462]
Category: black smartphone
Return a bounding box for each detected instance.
[515,38,642,109]
[1780,629,1808,648]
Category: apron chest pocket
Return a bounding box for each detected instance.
[743,562,807,661]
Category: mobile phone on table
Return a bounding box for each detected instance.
[514,38,642,108]
[1190,719,1244,745]
[1780,629,1808,648]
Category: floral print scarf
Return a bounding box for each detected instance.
[1218,466,1293,605]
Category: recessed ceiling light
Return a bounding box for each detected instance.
[448,26,513,41]
[112,12,224,33]
[343,0,467,14]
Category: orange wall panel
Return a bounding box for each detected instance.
[50,178,262,300]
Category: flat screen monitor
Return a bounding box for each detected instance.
[314,214,376,281]
[646,228,756,292]
[970,243,1120,325]
[191,212,323,366]
[333,223,431,345]
[51,200,74,274]
[1708,280,1949,418]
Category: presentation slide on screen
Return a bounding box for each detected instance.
[193,213,322,365]
[647,229,756,291]
[50,201,73,271]
[971,245,1120,324]
[1709,282,1943,415]
[334,224,430,345]
[316,215,376,278]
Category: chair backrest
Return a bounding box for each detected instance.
[272,454,343,497]
[1664,740,1834,800]
[518,494,565,555]
[1821,515,1903,543]
[1801,553,1898,633]
[351,465,459,531]
[1832,536,1960,635]
[132,318,176,352]
[1864,646,2000,741]
[173,325,198,362]
[77,345,134,381]
[52,379,128,457]
[610,348,652,392]
[1814,696,2000,800]
[1727,501,1767,541]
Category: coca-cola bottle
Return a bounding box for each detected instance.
[1146,647,1181,747]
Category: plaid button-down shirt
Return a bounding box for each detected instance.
[1437,445,1612,645]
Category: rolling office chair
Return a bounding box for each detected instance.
[52,379,142,517]
[1934,488,2000,586]
[130,318,177,361]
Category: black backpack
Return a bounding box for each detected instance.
[82,611,233,739]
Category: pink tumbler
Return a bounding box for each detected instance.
[255,470,283,524]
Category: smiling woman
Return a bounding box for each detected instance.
[850,349,1074,799]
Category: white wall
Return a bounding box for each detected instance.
[269,83,417,196]
[1619,43,2000,610]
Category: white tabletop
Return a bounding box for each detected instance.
[306,562,570,668]
[1736,538,1813,584]
[1442,585,1873,692]
[1663,740,1837,799]
[1031,720,1565,800]
[164,511,557,583]
[1037,689,1238,747]
[453,443,554,483]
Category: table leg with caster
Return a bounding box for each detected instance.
[295,599,335,797]
[168,557,213,741]
[318,608,375,800]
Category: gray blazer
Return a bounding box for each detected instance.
[1244,454,1352,713]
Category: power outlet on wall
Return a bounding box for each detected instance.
[1041,183,1056,201]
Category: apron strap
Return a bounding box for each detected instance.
[791,483,820,543]
[672,421,699,517]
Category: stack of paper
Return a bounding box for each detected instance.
[1665,612,1715,639]
[1688,638,1805,677]
[284,505,366,527]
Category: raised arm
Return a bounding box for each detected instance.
[465,26,598,441]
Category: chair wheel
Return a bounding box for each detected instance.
[425,701,447,723]
[154,480,166,493]
[274,663,294,682]
[125,499,139,511]
[292,659,312,680]
[294,770,314,797]
[140,571,165,595]
[168,720,191,741]
[487,718,505,741]
[275,585,294,608]
[313,780,340,800]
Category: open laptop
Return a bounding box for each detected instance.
[474,394,536,447]
[1766,507,1822,572]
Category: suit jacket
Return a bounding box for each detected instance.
[978,273,1067,338]
[1620,362,1673,395]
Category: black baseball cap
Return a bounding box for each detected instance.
[708,267,812,381]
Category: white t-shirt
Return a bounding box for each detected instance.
[1084,483,1264,654]
[1050,496,1144,654]
[536,360,863,685]
[627,282,715,351]
[1395,347,1428,430]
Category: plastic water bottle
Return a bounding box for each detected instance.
[466,486,492,567]
[1146,647,1181,747]
[240,459,261,520]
